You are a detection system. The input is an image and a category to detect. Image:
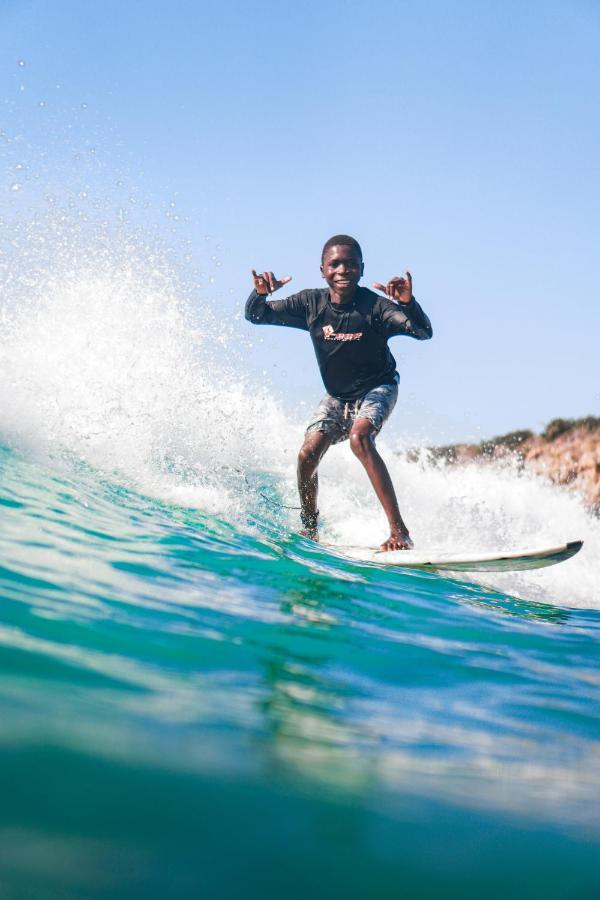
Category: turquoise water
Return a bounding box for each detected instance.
[1,438,600,899]
[0,174,599,896]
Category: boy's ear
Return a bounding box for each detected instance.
[320,265,324,277]
[361,261,365,275]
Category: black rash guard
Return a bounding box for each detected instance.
[245,286,432,401]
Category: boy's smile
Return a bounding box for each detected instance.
[320,244,363,303]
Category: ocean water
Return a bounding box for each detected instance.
[1,209,600,899]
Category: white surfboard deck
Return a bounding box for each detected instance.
[324,540,583,573]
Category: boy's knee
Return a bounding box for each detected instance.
[297,445,310,466]
[349,424,375,459]
[298,432,331,471]
[298,442,319,468]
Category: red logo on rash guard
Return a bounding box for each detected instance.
[322,324,362,341]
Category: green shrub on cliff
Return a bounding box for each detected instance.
[423,416,600,466]
[542,417,600,441]
[425,429,533,463]
[480,430,534,456]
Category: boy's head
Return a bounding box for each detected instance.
[320,235,364,296]
[321,234,362,264]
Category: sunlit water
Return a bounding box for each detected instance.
[1,95,600,898]
[1,256,599,900]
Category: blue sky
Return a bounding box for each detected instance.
[2,0,599,443]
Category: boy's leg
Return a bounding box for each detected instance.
[297,430,333,539]
[348,418,413,551]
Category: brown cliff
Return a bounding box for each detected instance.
[423,417,600,514]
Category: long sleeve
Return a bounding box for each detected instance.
[379,296,433,341]
[244,289,309,331]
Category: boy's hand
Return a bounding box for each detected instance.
[252,270,292,295]
[372,271,413,304]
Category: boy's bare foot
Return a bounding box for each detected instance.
[300,510,319,542]
[378,529,413,552]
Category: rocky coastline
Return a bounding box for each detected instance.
[421,417,600,515]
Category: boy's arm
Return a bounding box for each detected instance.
[372,271,433,341]
[245,269,309,330]
[379,296,433,340]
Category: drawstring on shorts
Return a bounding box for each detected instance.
[343,400,360,420]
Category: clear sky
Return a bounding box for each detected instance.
[1,0,599,443]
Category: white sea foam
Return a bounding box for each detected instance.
[314,443,600,609]
[0,212,295,518]
[1,208,598,610]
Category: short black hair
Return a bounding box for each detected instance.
[321,234,363,263]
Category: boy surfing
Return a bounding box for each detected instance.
[245,235,432,551]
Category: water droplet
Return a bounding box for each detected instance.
[169,201,176,208]
[14,163,24,171]
[116,180,123,187]
[81,102,88,109]
[78,191,88,199]
[38,100,46,108]
[17,59,26,68]
[10,183,21,192]
[19,85,25,92]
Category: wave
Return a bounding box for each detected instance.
[1,207,598,609]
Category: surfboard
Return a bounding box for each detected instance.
[325,540,583,573]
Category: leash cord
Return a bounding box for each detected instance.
[241,471,301,511]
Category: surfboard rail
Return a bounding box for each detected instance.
[325,540,583,573]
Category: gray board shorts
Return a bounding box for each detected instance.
[305,375,399,445]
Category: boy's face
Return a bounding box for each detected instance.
[320,245,363,298]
